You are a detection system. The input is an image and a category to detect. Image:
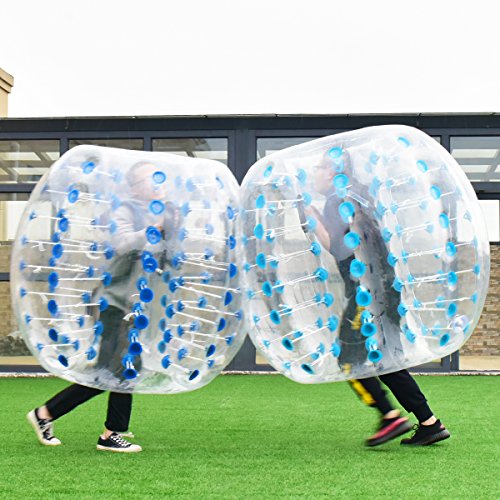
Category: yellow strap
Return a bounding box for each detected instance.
[348,379,376,406]
[351,305,364,330]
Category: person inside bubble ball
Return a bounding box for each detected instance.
[27,161,179,453]
[307,149,450,447]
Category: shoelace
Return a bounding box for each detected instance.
[409,423,420,438]
[110,434,130,447]
[39,418,54,439]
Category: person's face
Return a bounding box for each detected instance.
[129,164,166,201]
[313,163,334,195]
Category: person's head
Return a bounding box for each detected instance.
[313,157,335,196]
[126,161,166,201]
[313,146,349,195]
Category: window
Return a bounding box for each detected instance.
[0,140,60,183]
[451,137,500,182]
[69,138,144,150]
[478,200,500,242]
[0,193,30,273]
[0,142,60,365]
[153,138,228,165]
[258,135,440,161]
[257,137,318,160]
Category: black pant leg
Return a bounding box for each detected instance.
[96,306,135,431]
[379,370,433,422]
[96,305,142,378]
[96,305,127,376]
[45,307,135,428]
[337,257,367,366]
[104,393,133,432]
[348,377,395,416]
[45,384,104,421]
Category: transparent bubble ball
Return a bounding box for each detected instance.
[240,125,489,383]
[11,146,245,393]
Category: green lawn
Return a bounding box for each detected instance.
[1,375,499,499]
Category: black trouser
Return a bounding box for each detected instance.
[46,384,132,432]
[349,370,433,423]
[336,256,432,423]
[44,305,134,432]
[337,256,366,366]
[94,304,142,377]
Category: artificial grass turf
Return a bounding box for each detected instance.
[0,375,499,499]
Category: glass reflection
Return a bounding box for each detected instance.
[257,137,318,160]
[451,137,500,182]
[69,138,144,151]
[153,138,228,165]
[0,140,60,183]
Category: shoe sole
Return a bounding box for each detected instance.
[401,429,451,446]
[366,420,413,447]
[96,445,142,453]
[26,410,61,446]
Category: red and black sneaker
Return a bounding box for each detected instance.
[365,416,412,447]
[400,419,450,446]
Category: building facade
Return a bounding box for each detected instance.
[0,68,14,118]
[0,114,498,372]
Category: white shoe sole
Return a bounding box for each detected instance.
[96,444,142,453]
[26,410,62,446]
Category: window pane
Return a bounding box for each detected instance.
[258,136,440,160]
[478,200,500,242]
[451,137,500,182]
[152,138,228,165]
[69,138,144,150]
[0,140,60,183]
[257,137,318,160]
[0,194,30,273]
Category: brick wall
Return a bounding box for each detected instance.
[460,244,500,356]
[0,241,11,273]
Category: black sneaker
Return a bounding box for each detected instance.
[27,408,62,446]
[366,415,413,447]
[96,432,142,453]
[400,420,450,446]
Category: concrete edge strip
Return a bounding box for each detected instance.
[0,371,499,378]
